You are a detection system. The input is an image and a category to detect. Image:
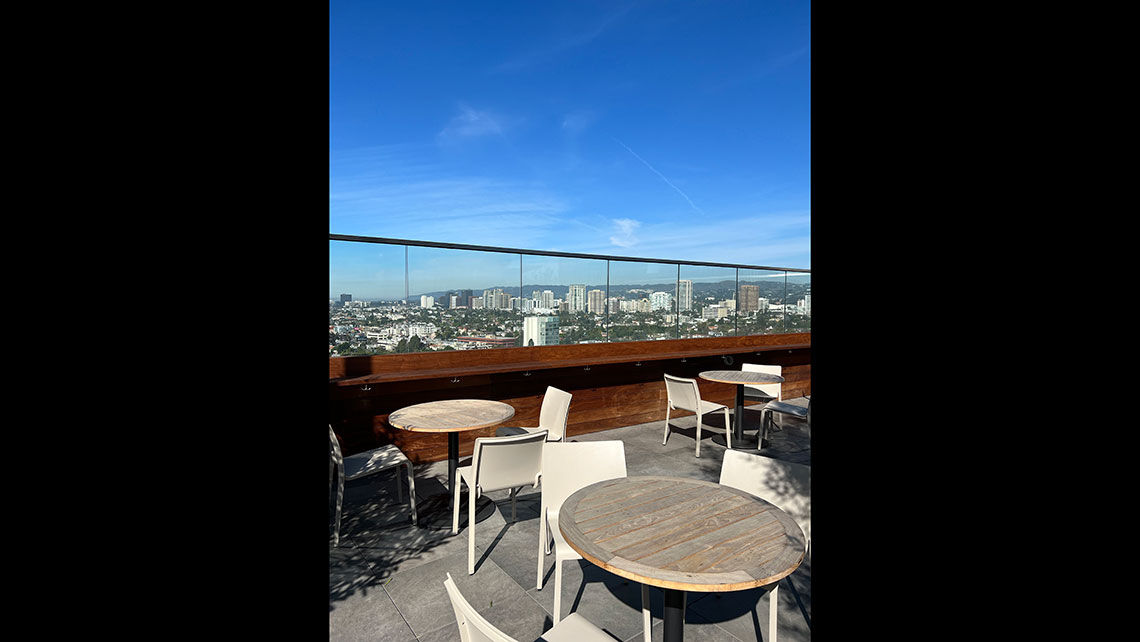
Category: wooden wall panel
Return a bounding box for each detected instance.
[329,337,809,463]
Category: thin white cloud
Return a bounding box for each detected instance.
[561,110,597,135]
[491,4,636,73]
[614,138,706,216]
[610,218,641,247]
[437,104,504,142]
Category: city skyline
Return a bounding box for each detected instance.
[330,2,810,270]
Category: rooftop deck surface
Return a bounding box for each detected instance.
[330,399,811,642]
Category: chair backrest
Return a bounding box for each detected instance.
[663,374,701,412]
[719,450,810,544]
[471,430,548,494]
[443,572,518,642]
[537,386,573,441]
[542,441,627,516]
[741,363,782,400]
[328,425,343,466]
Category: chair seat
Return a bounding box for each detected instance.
[764,400,809,419]
[743,390,776,402]
[495,425,535,437]
[540,612,616,642]
[675,399,728,414]
[342,445,409,481]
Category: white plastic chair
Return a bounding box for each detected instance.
[329,425,417,547]
[496,386,573,441]
[663,374,732,457]
[452,430,548,575]
[761,397,812,440]
[719,450,811,642]
[538,441,650,641]
[741,363,782,403]
[443,572,615,642]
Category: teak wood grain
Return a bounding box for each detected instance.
[558,476,806,593]
[387,399,515,433]
[697,370,784,386]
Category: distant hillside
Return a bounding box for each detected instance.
[412,278,806,302]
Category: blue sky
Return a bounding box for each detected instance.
[330,1,810,297]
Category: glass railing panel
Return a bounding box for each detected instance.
[407,246,522,352]
[607,260,680,342]
[329,240,410,356]
[678,265,738,338]
[520,255,608,346]
[785,271,811,333]
[736,268,787,336]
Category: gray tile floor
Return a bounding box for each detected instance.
[331,399,811,642]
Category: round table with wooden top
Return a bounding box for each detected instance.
[388,399,516,530]
[558,476,806,642]
[698,370,784,449]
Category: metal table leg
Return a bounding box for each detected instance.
[663,588,685,642]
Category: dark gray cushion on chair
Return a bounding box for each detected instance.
[495,426,530,437]
[764,400,809,419]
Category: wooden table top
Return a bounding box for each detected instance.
[558,476,805,593]
[698,370,785,385]
[387,399,516,433]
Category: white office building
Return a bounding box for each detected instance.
[677,280,693,311]
[523,315,560,346]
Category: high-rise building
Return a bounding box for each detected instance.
[460,289,473,308]
[739,284,759,313]
[587,289,606,314]
[340,294,352,303]
[568,284,586,313]
[677,280,692,311]
[651,291,673,311]
[542,290,555,310]
[420,295,434,308]
[523,315,560,346]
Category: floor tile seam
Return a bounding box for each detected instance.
[377,581,419,640]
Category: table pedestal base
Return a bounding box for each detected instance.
[412,493,497,531]
[710,433,769,450]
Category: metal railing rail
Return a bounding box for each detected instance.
[329,234,810,273]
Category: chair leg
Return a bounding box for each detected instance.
[642,583,651,642]
[769,582,779,642]
[663,407,671,445]
[724,407,732,450]
[695,412,702,458]
[509,487,518,522]
[537,510,546,589]
[405,462,417,525]
[553,558,563,625]
[452,475,462,535]
[333,469,344,548]
[395,467,404,503]
[468,485,477,575]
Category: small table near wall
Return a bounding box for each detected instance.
[698,370,784,449]
[559,476,806,642]
[388,399,515,529]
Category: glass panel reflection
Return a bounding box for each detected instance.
[736,268,787,336]
[785,271,811,333]
[521,255,608,346]
[329,240,409,356]
[679,265,738,338]
[607,260,679,342]
[407,246,522,352]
